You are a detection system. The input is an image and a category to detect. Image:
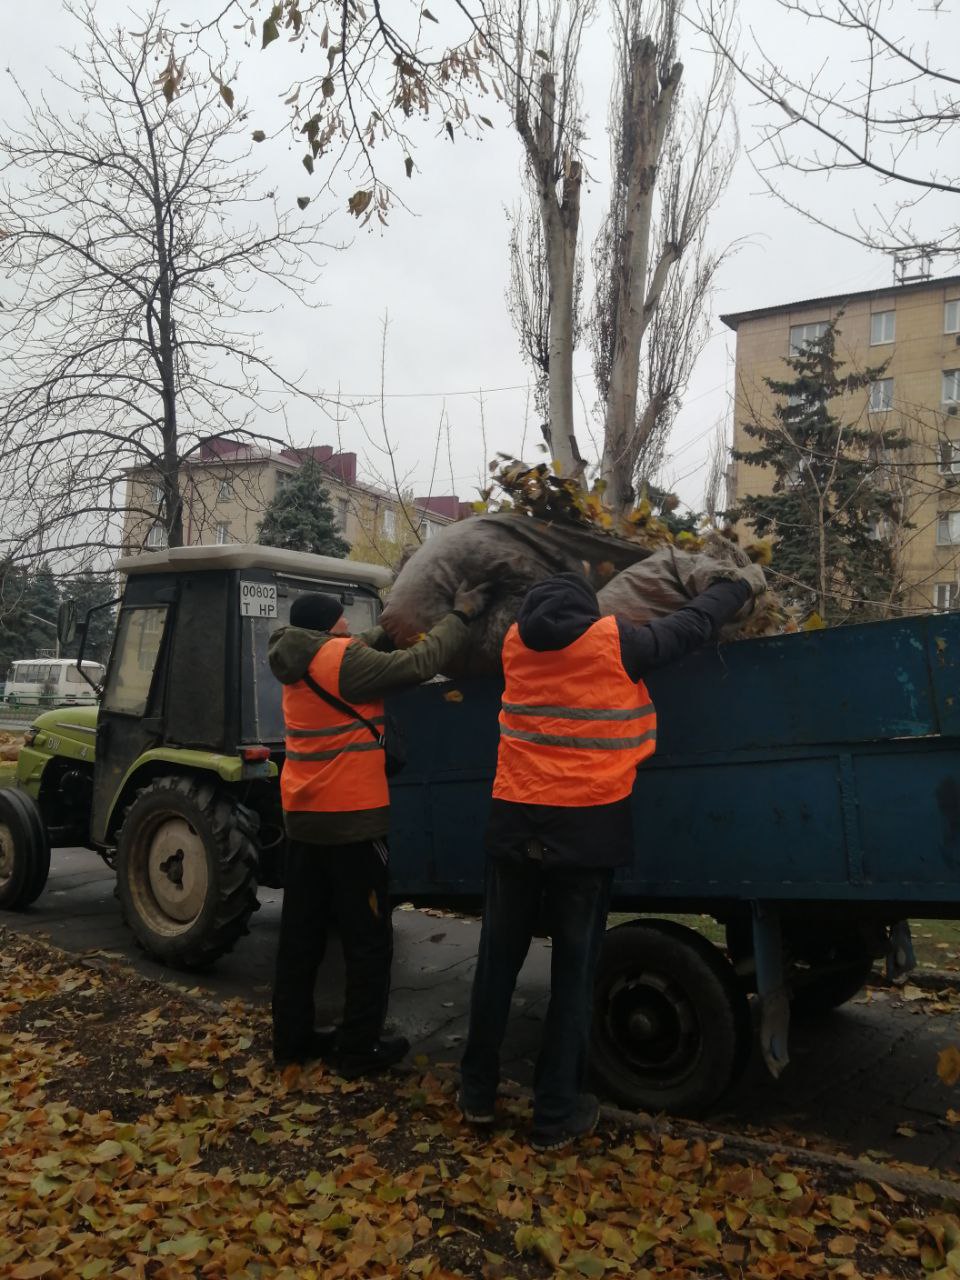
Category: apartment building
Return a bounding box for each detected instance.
[722,274,960,613]
[121,439,468,566]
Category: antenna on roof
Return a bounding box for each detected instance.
[891,245,938,285]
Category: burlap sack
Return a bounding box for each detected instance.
[598,535,761,638]
[380,513,651,676]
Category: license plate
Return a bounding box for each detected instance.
[239,581,277,618]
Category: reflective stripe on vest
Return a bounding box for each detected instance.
[492,615,657,807]
[280,638,389,815]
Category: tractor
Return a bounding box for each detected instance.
[0,545,390,967]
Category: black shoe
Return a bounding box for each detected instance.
[273,1026,339,1068]
[458,1090,496,1126]
[333,1035,410,1080]
[531,1094,600,1153]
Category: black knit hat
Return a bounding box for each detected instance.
[289,592,344,632]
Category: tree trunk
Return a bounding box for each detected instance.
[600,37,681,510]
[516,68,583,476]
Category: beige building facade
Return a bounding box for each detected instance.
[122,440,468,568]
[723,274,960,614]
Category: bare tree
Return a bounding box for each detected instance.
[593,1,736,508]
[505,1,595,475]
[697,0,960,259]
[0,2,330,567]
[502,0,736,508]
[505,181,584,427]
[702,415,729,523]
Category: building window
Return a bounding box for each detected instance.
[870,311,895,345]
[152,483,164,506]
[275,470,291,490]
[939,440,960,476]
[146,523,167,549]
[337,498,350,529]
[937,513,960,546]
[382,507,397,540]
[218,479,234,501]
[215,522,231,545]
[868,378,894,412]
[944,370,960,404]
[945,301,960,334]
[936,583,959,612]
[789,321,829,355]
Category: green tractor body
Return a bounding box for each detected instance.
[0,545,390,966]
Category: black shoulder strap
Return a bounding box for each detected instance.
[302,671,384,745]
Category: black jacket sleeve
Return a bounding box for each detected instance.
[617,579,752,681]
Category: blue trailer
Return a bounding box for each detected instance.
[6,547,958,1117]
[387,610,960,1113]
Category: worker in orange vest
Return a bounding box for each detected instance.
[460,567,764,1150]
[269,583,490,1076]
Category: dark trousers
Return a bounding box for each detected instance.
[272,838,393,1058]
[461,855,613,1126]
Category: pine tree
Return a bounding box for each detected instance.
[731,319,910,624]
[257,460,350,558]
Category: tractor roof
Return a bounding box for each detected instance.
[116,544,393,589]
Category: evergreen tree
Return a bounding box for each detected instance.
[0,560,61,678]
[730,320,910,624]
[257,461,350,558]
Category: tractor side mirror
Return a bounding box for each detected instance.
[57,600,78,647]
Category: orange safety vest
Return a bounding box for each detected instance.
[493,615,657,808]
[280,638,389,815]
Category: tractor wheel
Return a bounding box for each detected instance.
[0,788,51,910]
[116,776,259,969]
[591,919,751,1117]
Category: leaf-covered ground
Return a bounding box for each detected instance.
[2,929,959,1280]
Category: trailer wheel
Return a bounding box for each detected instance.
[0,788,51,910]
[725,920,874,1015]
[591,920,751,1117]
[791,957,875,1017]
[116,776,259,969]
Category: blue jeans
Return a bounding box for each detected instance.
[461,855,613,1127]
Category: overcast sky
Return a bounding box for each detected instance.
[2,0,955,519]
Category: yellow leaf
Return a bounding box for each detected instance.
[939,1046,960,1086]
[828,1235,858,1256]
[801,611,825,630]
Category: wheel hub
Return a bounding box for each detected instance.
[146,817,208,924]
[605,970,700,1082]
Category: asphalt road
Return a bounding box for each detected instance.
[4,846,960,1174]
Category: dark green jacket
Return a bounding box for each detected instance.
[268,612,469,845]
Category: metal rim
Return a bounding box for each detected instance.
[127,810,210,937]
[601,968,703,1087]
[0,820,16,894]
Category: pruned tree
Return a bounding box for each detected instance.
[503,0,736,508]
[505,182,584,425]
[696,0,960,259]
[257,460,350,557]
[0,1,329,569]
[507,0,595,475]
[731,319,911,624]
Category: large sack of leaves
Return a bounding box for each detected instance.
[597,534,766,639]
[380,513,650,676]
